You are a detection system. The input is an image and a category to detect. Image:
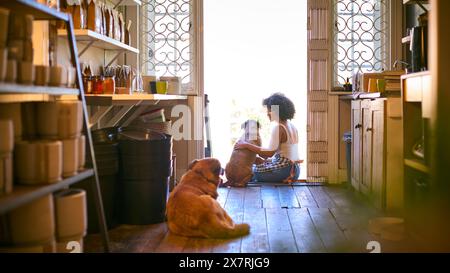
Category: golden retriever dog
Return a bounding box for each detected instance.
[225,120,261,187]
[166,158,250,238]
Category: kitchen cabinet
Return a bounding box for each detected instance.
[351,97,403,211]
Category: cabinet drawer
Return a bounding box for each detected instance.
[404,76,423,102]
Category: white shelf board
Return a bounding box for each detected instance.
[58,29,139,54]
[0,84,79,103]
[85,94,189,106]
[404,158,429,174]
[108,0,142,6]
[403,0,428,5]
[0,169,94,214]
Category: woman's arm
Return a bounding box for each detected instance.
[234,141,276,158]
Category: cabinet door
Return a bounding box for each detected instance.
[370,100,385,209]
[361,100,372,195]
[351,100,362,191]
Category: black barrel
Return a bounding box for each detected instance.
[117,129,173,225]
[118,177,170,224]
[79,128,121,233]
[76,174,118,233]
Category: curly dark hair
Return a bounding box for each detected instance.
[262,93,296,120]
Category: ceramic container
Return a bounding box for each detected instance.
[36,101,83,139]
[0,103,22,140]
[18,61,35,85]
[0,240,56,253]
[5,59,17,83]
[0,153,13,194]
[0,8,9,48]
[14,140,62,185]
[67,66,76,88]
[0,119,13,153]
[7,40,23,61]
[0,119,13,194]
[21,102,37,140]
[49,66,68,87]
[2,195,55,245]
[35,65,50,86]
[0,48,7,82]
[54,189,87,240]
[78,135,86,171]
[62,138,79,177]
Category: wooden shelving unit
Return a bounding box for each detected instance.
[0,84,79,103]
[0,0,70,20]
[0,0,110,252]
[402,71,432,247]
[0,83,79,95]
[86,94,188,106]
[85,94,187,128]
[57,29,139,54]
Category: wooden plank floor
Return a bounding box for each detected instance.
[84,185,421,253]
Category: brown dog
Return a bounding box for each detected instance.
[225,120,261,187]
[166,158,250,238]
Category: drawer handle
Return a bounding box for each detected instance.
[415,179,428,189]
[355,124,362,129]
[366,128,373,132]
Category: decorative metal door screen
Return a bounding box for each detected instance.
[140,0,195,92]
[333,0,390,86]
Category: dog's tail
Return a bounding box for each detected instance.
[228,223,251,238]
[198,195,250,239]
[204,222,250,239]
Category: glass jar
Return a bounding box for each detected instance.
[103,76,116,94]
[93,76,104,95]
[83,75,93,94]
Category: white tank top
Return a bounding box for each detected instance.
[263,121,300,161]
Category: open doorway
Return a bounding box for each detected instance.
[204,0,308,180]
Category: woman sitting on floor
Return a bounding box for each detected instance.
[234,93,302,183]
